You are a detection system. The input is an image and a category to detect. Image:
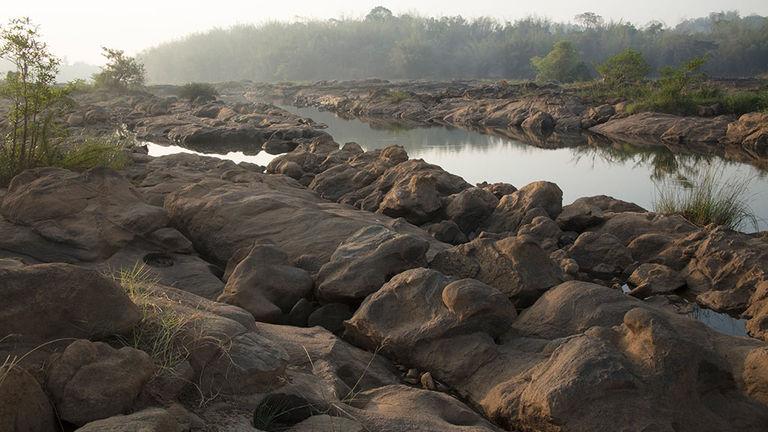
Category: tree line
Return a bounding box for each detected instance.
[138,8,768,84]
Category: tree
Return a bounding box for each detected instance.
[0,17,69,184]
[597,49,651,88]
[93,47,145,90]
[575,12,604,29]
[366,6,394,22]
[531,41,591,83]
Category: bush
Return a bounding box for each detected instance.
[55,136,130,172]
[531,41,592,83]
[597,49,651,89]
[629,56,709,115]
[722,90,768,115]
[654,167,757,231]
[178,82,219,102]
[387,90,410,103]
[93,47,145,90]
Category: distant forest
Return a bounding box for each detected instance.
[139,8,768,84]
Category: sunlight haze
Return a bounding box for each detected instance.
[2,0,767,64]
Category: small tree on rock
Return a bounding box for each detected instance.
[93,47,145,90]
[531,41,591,83]
[597,49,651,88]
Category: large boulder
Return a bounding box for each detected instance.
[725,112,768,158]
[217,243,313,323]
[345,268,516,382]
[46,340,156,425]
[316,225,429,303]
[0,263,139,342]
[556,195,645,232]
[0,367,57,432]
[348,276,768,432]
[567,231,634,277]
[431,235,564,307]
[445,187,500,234]
[482,181,563,234]
[0,167,223,297]
[76,408,180,432]
[163,164,446,268]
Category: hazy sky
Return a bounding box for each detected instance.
[2,0,767,64]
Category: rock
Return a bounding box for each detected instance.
[444,187,499,234]
[423,220,468,245]
[161,158,446,268]
[378,160,470,225]
[482,181,563,234]
[420,372,436,390]
[628,263,686,298]
[521,110,555,133]
[557,195,646,232]
[581,104,615,128]
[307,303,352,333]
[316,225,429,303]
[0,167,222,297]
[75,408,179,432]
[0,367,57,432]
[217,243,313,323]
[343,385,502,431]
[431,236,564,307]
[591,112,732,146]
[726,112,768,157]
[568,231,634,277]
[0,263,139,342]
[345,268,516,380]
[46,340,156,425]
[287,298,317,327]
[286,415,364,432]
[517,215,563,252]
[350,274,768,431]
[477,181,517,199]
[253,394,318,430]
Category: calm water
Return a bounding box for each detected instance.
[148,104,768,231]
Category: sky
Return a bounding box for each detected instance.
[2,0,767,64]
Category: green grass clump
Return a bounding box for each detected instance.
[178,82,219,102]
[654,167,758,231]
[56,136,130,172]
[387,90,410,103]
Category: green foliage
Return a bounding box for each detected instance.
[654,167,757,231]
[0,17,70,186]
[387,89,410,103]
[93,47,145,90]
[137,11,768,83]
[722,90,768,115]
[178,82,219,102]
[629,56,710,115]
[597,49,651,88]
[531,41,592,83]
[55,136,130,172]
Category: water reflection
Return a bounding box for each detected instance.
[281,105,768,231]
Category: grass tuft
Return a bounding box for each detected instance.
[653,166,758,231]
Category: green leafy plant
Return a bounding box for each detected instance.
[597,48,651,89]
[93,47,145,90]
[630,56,709,115]
[531,41,592,83]
[0,17,71,185]
[56,135,130,172]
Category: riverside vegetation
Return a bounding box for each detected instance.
[1,14,768,432]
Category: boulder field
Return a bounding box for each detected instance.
[2,110,768,430]
[249,80,768,167]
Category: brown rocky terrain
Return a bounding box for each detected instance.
[1,89,768,432]
[247,80,768,168]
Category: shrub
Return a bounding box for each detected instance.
[55,136,130,172]
[531,41,592,83]
[630,56,709,115]
[387,89,410,103]
[93,47,145,90]
[654,167,757,231]
[178,82,219,102]
[0,17,71,186]
[722,90,768,115]
[597,49,651,89]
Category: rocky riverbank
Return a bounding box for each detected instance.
[2,90,768,432]
[247,80,768,167]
